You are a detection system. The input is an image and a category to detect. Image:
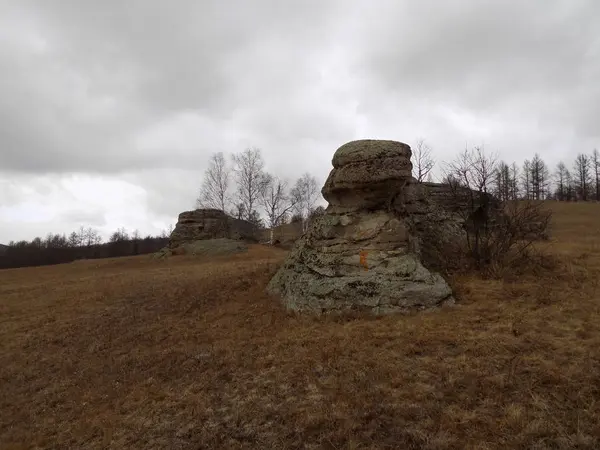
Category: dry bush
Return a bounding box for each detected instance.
[414,198,553,279]
[469,200,552,272]
[441,147,553,275]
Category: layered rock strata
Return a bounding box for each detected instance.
[267,139,456,315]
[169,209,257,248]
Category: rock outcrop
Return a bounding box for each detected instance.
[267,139,457,315]
[422,182,483,212]
[169,209,257,248]
[154,238,248,259]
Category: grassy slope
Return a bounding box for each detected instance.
[1,202,600,449]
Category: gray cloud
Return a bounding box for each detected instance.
[1,0,599,242]
[352,0,600,154]
[1,0,350,174]
[59,209,107,228]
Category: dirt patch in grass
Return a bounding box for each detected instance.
[1,203,600,449]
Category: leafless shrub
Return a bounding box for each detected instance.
[442,146,552,273]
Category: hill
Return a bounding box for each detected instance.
[1,201,599,448]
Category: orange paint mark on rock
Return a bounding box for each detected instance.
[359,250,369,270]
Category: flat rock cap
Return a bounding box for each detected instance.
[332,139,412,168]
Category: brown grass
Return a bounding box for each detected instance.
[2,202,600,449]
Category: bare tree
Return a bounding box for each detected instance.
[131,229,141,254]
[573,153,592,201]
[197,152,230,212]
[443,145,498,265]
[444,147,471,190]
[247,210,263,228]
[232,147,268,221]
[554,162,569,201]
[442,146,551,270]
[160,224,174,239]
[472,146,498,194]
[592,148,600,201]
[109,227,129,243]
[88,228,102,246]
[232,203,246,220]
[529,153,550,200]
[93,230,102,245]
[521,160,531,200]
[493,161,511,201]
[77,226,87,246]
[509,163,520,200]
[261,175,297,244]
[291,173,320,233]
[74,226,101,247]
[565,169,575,201]
[68,231,81,248]
[412,139,435,182]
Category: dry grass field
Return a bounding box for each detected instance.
[1,202,600,449]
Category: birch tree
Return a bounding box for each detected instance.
[232,147,268,221]
[412,139,435,182]
[261,175,297,244]
[291,173,320,233]
[197,152,231,212]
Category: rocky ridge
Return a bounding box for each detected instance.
[154,209,257,259]
[168,209,257,248]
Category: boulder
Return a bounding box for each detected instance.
[169,209,257,248]
[267,139,456,315]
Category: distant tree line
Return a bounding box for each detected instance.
[1,226,171,270]
[443,149,600,201]
[417,139,600,202]
[487,149,600,202]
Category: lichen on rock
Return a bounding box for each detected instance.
[267,139,456,315]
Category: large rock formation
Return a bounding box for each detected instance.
[169,209,257,248]
[267,139,458,315]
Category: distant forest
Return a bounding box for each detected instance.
[1,227,169,270]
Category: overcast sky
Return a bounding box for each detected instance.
[1,0,599,243]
